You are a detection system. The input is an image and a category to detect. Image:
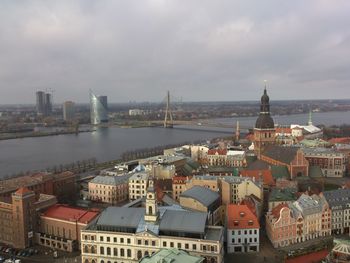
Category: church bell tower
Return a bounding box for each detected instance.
[144,179,158,222]
[254,83,276,158]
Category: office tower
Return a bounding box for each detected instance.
[36,91,46,115]
[90,92,108,125]
[45,93,52,116]
[63,101,75,121]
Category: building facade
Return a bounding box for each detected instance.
[63,101,75,121]
[303,148,346,177]
[128,172,149,200]
[89,175,130,205]
[265,194,331,248]
[36,204,99,252]
[227,204,260,253]
[81,184,224,263]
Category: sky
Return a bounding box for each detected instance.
[0,0,350,104]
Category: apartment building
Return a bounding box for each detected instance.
[89,175,130,205]
[128,172,149,200]
[324,189,350,234]
[302,148,346,177]
[266,194,331,248]
[227,204,260,253]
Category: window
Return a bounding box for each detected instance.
[137,240,142,245]
[127,249,131,258]
[83,245,88,253]
[113,248,118,256]
[192,244,197,250]
[185,243,189,249]
[177,243,181,249]
[114,237,117,242]
[127,238,131,244]
[91,246,95,254]
[152,241,156,246]
[145,240,149,246]
[232,238,235,243]
[100,247,104,255]
[107,247,111,255]
[120,248,125,257]
[163,241,167,247]
[107,237,110,242]
[120,238,124,243]
[170,242,174,248]
[100,236,104,242]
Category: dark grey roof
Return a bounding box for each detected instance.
[90,175,130,185]
[96,207,144,229]
[255,114,274,129]
[246,159,270,170]
[262,145,300,164]
[159,209,207,234]
[324,189,350,209]
[180,186,219,207]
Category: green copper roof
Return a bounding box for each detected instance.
[271,165,290,179]
[269,187,297,202]
[140,248,204,263]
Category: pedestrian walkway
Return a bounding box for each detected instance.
[285,249,328,263]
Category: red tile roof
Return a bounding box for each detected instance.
[245,134,254,142]
[42,204,99,224]
[328,137,350,144]
[207,149,227,155]
[240,169,275,187]
[240,198,257,217]
[285,249,328,263]
[227,204,260,229]
[276,127,292,134]
[15,187,33,195]
[271,203,289,219]
[172,176,189,184]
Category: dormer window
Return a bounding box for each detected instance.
[234,220,239,226]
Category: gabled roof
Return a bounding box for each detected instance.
[240,169,275,187]
[271,203,289,219]
[180,186,219,207]
[14,187,33,196]
[262,145,300,165]
[227,204,259,229]
[89,175,130,185]
[207,149,227,155]
[97,207,144,229]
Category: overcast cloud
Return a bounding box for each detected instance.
[0,0,349,103]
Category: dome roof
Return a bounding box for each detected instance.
[255,114,274,129]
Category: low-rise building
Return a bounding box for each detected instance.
[302,148,346,177]
[172,176,189,201]
[268,188,297,211]
[324,189,350,234]
[129,172,149,200]
[227,204,260,253]
[221,176,263,205]
[139,248,204,263]
[88,175,130,205]
[36,204,99,252]
[0,187,56,249]
[265,193,331,248]
[180,186,222,225]
[81,183,224,263]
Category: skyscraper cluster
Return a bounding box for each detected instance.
[36,91,53,116]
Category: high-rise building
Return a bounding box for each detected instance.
[36,91,46,115]
[36,91,53,116]
[90,92,108,125]
[254,86,276,158]
[63,101,75,121]
[45,93,52,116]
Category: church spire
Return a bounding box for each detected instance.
[308,109,313,126]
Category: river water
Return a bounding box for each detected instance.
[0,111,349,177]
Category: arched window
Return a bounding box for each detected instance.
[137,250,143,259]
[127,249,131,258]
[107,247,111,255]
[120,248,125,257]
[100,246,104,255]
[149,206,153,215]
[100,260,104,263]
[84,245,89,253]
[113,247,118,256]
[84,259,89,263]
[92,260,96,263]
[91,246,95,254]
[145,251,149,257]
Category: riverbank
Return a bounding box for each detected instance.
[0,129,93,140]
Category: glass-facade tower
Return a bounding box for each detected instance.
[90,92,108,125]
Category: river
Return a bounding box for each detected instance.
[0,111,349,177]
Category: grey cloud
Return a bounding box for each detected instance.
[0,0,350,103]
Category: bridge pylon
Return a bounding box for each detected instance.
[164,91,173,128]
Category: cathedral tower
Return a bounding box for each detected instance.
[254,85,275,158]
